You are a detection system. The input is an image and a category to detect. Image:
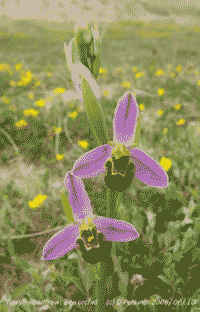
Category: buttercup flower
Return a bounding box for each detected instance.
[121,81,131,88]
[15,119,28,128]
[56,154,65,161]
[174,104,181,110]
[159,157,172,172]
[69,91,169,192]
[157,88,165,96]
[78,140,89,150]
[176,118,185,126]
[42,173,139,261]
[29,194,47,209]
[139,104,145,111]
[28,92,34,99]
[35,99,45,107]
[53,127,62,134]
[99,68,107,74]
[68,110,78,120]
[23,109,39,117]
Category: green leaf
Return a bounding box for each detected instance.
[0,301,9,312]
[81,75,109,146]
[91,54,101,79]
[181,228,195,251]
[83,23,92,43]
[157,274,171,285]
[11,283,31,299]
[72,37,81,65]
[8,240,31,270]
[60,188,74,224]
[133,113,141,147]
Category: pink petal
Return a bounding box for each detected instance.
[42,224,79,260]
[94,216,139,242]
[113,91,139,147]
[72,144,112,178]
[64,172,93,222]
[128,147,169,188]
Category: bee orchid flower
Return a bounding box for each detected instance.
[42,172,139,262]
[69,91,169,192]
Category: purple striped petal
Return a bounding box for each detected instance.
[113,91,139,147]
[64,172,93,222]
[42,224,79,260]
[94,216,139,242]
[72,144,113,178]
[128,147,169,188]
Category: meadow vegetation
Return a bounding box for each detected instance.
[0,19,200,311]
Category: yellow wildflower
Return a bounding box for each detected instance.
[15,119,28,128]
[156,110,164,116]
[68,111,78,120]
[35,80,41,87]
[53,127,62,134]
[197,80,200,86]
[121,80,131,88]
[174,104,181,110]
[10,80,16,86]
[167,64,172,70]
[139,103,145,111]
[176,65,182,72]
[35,99,45,107]
[176,118,185,126]
[78,140,89,149]
[29,194,47,209]
[132,67,138,72]
[194,71,199,75]
[17,81,23,86]
[99,68,107,74]
[15,63,22,71]
[135,71,146,78]
[47,72,52,77]
[28,93,34,99]
[157,88,165,96]
[0,63,12,75]
[163,128,168,134]
[20,70,33,85]
[48,130,54,140]
[159,157,172,172]
[56,154,65,161]
[2,96,10,104]
[53,87,66,95]
[69,102,75,108]
[102,89,111,97]
[116,67,123,73]
[23,109,39,117]
[170,72,175,78]
[155,69,165,76]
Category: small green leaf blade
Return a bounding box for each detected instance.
[81,75,109,146]
[60,188,74,224]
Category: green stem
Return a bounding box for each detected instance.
[95,261,109,312]
[106,189,118,219]
[0,127,19,155]
[55,115,61,156]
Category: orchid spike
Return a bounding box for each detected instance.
[64,40,101,104]
[70,91,169,191]
[42,172,139,261]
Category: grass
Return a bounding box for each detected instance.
[0,18,200,311]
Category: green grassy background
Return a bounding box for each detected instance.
[0,18,200,311]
